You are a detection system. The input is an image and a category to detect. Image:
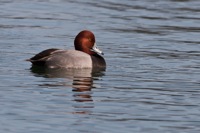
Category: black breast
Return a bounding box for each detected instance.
[91,54,106,69]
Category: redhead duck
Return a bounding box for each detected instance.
[27,30,106,69]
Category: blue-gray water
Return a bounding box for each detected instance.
[0,0,200,133]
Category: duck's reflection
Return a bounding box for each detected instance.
[72,77,93,102]
[30,66,105,114]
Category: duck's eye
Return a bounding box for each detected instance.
[88,38,92,42]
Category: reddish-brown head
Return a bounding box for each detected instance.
[74,30,103,55]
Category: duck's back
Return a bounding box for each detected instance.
[46,50,93,68]
[29,49,93,69]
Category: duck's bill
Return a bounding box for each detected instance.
[91,43,104,55]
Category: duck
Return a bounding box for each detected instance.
[27,30,106,69]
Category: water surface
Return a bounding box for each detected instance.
[0,0,200,133]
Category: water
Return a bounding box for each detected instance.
[0,0,200,132]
